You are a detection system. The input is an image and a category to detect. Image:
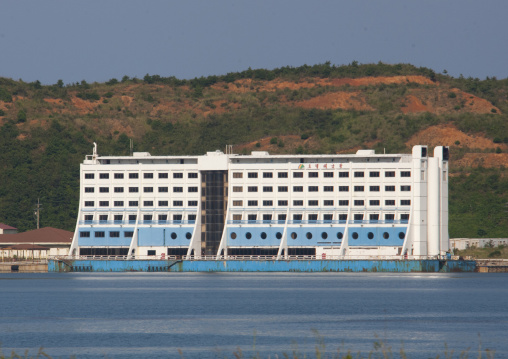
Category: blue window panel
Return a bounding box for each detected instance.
[286,227,345,247]
[138,228,165,246]
[227,227,283,247]
[164,228,193,246]
[78,227,133,246]
[137,228,194,246]
[348,227,407,246]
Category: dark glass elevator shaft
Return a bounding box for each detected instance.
[201,171,228,255]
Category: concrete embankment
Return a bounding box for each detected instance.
[476,259,508,273]
[0,262,48,273]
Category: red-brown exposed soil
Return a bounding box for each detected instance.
[295,91,374,111]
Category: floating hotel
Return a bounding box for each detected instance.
[68,144,451,261]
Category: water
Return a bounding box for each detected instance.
[0,272,507,358]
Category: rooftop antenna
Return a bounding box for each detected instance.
[130,139,133,156]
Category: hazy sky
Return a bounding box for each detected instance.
[1,0,507,85]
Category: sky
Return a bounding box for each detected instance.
[0,0,507,85]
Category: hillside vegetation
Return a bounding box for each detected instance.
[1,62,507,237]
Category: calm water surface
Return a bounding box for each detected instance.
[0,272,506,358]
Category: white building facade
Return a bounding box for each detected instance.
[69,145,450,259]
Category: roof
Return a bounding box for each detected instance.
[5,243,50,250]
[0,223,17,230]
[0,227,73,245]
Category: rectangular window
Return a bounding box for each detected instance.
[129,173,138,179]
[99,201,109,207]
[84,173,94,179]
[278,200,288,206]
[124,231,134,238]
[143,201,153,207]
[324,172,334,178]
[293,214,302,221]
[114,201,124,207]
[293,172,303,178]
[278,172,288,178]
[129,201,138,207]
[339,214,348,221]
[370,200,380,206]
[144,187,153,193]
[233,200,243,206]
[129,187,138,193]
[308,200,318,206]
[233,172,243,178]
[248,186,258,192]
[99,173,109,179]
[385,200,395,206]
[84,215,93,222]
[158,214,168,222]
[323,214,333,221]
[233,186,243,192]
[158,173,168,179]
[173,173,183,179]
[94,231,105,238]
[114,173,124,179]
[308,172,318,178]
[308,214,318,221]
[278,214,287,221]
[99,187,109,193]
[247,214,257,222]
[354,214,364,221]
[85,187,94,193]
[173,187,183,192]
[248,172,258,178]
[354,186,364,192]
[385,171,395,178]
[188,214,197,221]
[188,173,198,179]
[308,186,318,192]
[114,187,124,193]
[401,185,411,191]
[263,186,273,192]
[339,186,349,192]
[128,215,137,222]
[401,171,411,177]
[173,214,182,222]
[248,200,258,206]
[84,201,94,207]
[173,201,183,206]
[188,186,198,192]
[144,173,154,179]
[114,215,123,222]
[293,200,303,206]
[354,200,364,206]
[263,200,273,206]
[110,231,120,238]
[369,171,380,177]
[401,200,411,206]
[278,186,288,192]
[385,214,395,220]
[370,186,380,192]
[147,250,156,256]
[323,186,334,192]
[99,215,108,222]
[339,200,349,206]
[143,214,152,221]
[293,186,303,192]
[338,172,349,178]
[401,214,410,220]
[354,171,364,178]
[370,214,379,221]
[263,214,272,221]
[158,201,169,206]
[385,186,395,192]
[188,200,198,206]
[80,232,90,238]
[263,172,273,178]
[323,200,333,206]
[158,187,168,193]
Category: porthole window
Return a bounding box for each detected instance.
[231,232,237,240]
[186,232,192,240]
[261,232,267,240]
[352,232,359,240]
[291,232,297,240]
[383,232,389,239]
[276,232,282,239]
[368,232,374,240]
[337,232,343,240]
[246,232,252,240]
[321,232,328,240]
[171,232,177,240]
[399,232,405,239]
[306,232,312,240]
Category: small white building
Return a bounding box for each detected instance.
[0,223,18,235]
[450,238,508,250]
[0,227,73,259]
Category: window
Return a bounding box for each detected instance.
[233,200,243,206]
[293,214,302,221]
[99,173,109,179]
[173,187,183,192]
[324,172,334,178]
[84,215,93,222]
[85,187,94,193]
[188,173,198,179]
[143,201,154,207]
[293,172,303,178]
[158,173,168,179]
[370,214,379,221]
[188,214,197,221]
[248,214,257,222]
[144,173,153,179]
[401,200,411,206]
[354,171,364,178]
[110,231,120,238]
[401,185,411,191]
[293,200,303,206]
[99,215,108,222]
[147,250,156,256]
[158,214,168,222]
[401,171,411,177]
[354,214,364,221]
[323,200,333,206]
[143,214,152,221]
[370,186,380,192]
[158,187,168,193]
[173,214,182,222]
[401,214,410,220]
[94,232,105,238]
[293,186,303,192]
[128,215,137,222]
[233,186,243,192]
[114,201,124,207]
[125,231,134,238]
[84,201,94,207]
[233,172,243,178]
[247,186,258,192]
[129,173,138,179]
[385,186,395,192]
[339,186,349,192]
[99,201,109,207]
[385,214,395,220]
[85,173,94,179]
[308,200,318,206]
[385,200,395,206]
[324,186,334,192]
[188,187,198,192]
[338,172,349,178]
[323,214,333,221]
[173,173,183,179]
[354,200,364,206]
[385,171,395,178]
[369,171,380,177]
[248,200,258,206]
[278,186,288,192]
[114,173,124,179]
[158,201,169,206]
[114,187,124,193]
[339,214,348,221]
[173,201,183,206]
[354,186,364,192]
[278,172,288,178]
[263,172,273,178]
[263,186,273,192]
[278,200,288,206]
[248,172,258,178]
[263,214,272,221]
[308,214,318,221]
[263,200,273,206]
[308,186,318,192]
[129,201,138,207]
[308,172,318,178]
[339,200,349,206]
[80,232,90,238]
[370,200,380,206]
[129,187,139,193]
[99,187,109,193]
[188,200,198,206]
[144,187,153,193]
[278,214,287,221]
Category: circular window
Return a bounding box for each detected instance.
[246,232,252,240]
[399,232,405,239]
[186,232,192,240]
[368,232,374,240]
[383,232,389,239]
[171,232,177,239]
[276,232,282,239]
[321,232,328,240]
[306,232,312,240]
[261,232,267,240]
[337,232,343,240]
[231,232,237,240]
[352,232,359,240]
[291,232,297,240]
